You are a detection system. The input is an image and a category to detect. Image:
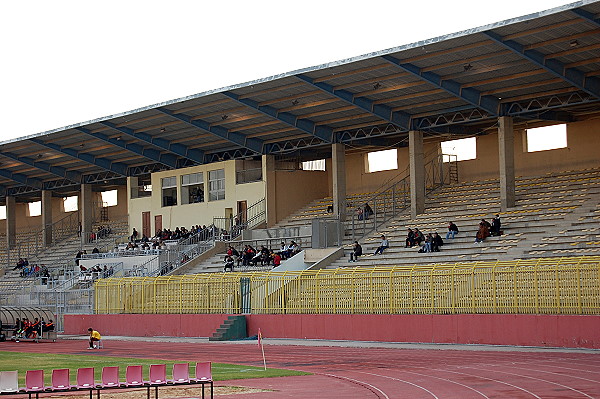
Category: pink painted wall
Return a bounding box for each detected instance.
[64,314,600,349]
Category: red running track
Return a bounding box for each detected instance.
[2,339,600,398]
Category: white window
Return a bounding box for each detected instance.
[101,190,118,207]
[63,196,78,212]
[181,172,204,204]
[208,169,225,201]
[302,159,326,171]
[441,137,477,162]
[526,124,567,152]
[367,149,398,173]
[161,176,177,207]
[0,205,6,220]
[28,201,41,217]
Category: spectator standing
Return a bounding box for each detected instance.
[363,203,373,219]
[491,214,502,236]
[131,228,138,242]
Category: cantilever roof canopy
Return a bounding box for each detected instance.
[1,0,599,200]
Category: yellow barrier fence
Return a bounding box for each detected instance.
[95,256,600,315]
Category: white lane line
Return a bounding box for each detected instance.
[459,366,595,399]
[322,373,390,399]
[497,361,600,383]
[357,370,488,399]
[412,366,543,399]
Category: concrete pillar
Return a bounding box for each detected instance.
[331,143,347,221]
[5,196,16,249]
[409,130,425,219]
[41,190,53,246]
[80,184,93,237]
[262,155,277,227]
[498,116,516,210]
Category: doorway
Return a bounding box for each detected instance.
[142,212,151,238]
[154,215,162,235]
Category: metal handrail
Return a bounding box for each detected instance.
[349,152,457,241]
[213,198,266,241]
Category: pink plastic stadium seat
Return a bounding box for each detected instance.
[191,362,213,399]
[100,366,121,388]
[25,370,45,399]
[0,371,19,393]
[49,368,74,391]
[148,364,167,385]
[76,367,96,389]
[170,363,190,384]
[125,365,147,387]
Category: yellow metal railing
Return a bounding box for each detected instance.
[95,256,600,315]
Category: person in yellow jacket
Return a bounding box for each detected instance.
[88,328,101,349]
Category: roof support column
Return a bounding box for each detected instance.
[6,196,16,250]
[332,143,347,222]
[262,155,277,227]
[498,116,516,210]
[409,130,425,219]
[41,190,53,247]
[80,184,94,243]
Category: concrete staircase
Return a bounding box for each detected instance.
[327,168,600,269]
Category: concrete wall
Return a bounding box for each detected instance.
[64,313,600,349]
[128,160,265,234]
[273,169,329,223]
[453,119,600,182]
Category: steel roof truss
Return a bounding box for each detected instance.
[295,74,412,131]
[221,92,333,143]
[99,121,204,165]
[0,169,43,190]
[156,107,265,154]
[76,127,178,169]
[29,138,129,176]
[1,152,81,182]
[381,55,500,116]
[483,31,600,100]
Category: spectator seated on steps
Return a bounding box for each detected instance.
[433,232,443,251]
[475,218,491,243]
[413,228,425,246]
[374,235,389,255]
[405,228,415,247]
[272,252,281,267]
[446,221,459,239]
[224,255,235,272]
[349,241,362,262]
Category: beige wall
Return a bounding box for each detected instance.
[274,169,329,223]
[454,119,600,182]
[128,160,265,234]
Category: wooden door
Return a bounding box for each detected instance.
[237,200,248,224]
[154,215,162,235]
[142,212,151,238]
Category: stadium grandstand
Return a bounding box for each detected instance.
[1,0,600,350]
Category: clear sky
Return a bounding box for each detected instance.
[0,0,575,142]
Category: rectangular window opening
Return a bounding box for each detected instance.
[181,172,204,204]
[208,169,226,201]
[63,196,78,212]
[367,149,398,173]
[101,190,118,207]
[0,205,6,220]
[301,159,326,171]
[28,201,41,217]
[441,137,477,162]
[526,124,567,152]
[161,176,178,207]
